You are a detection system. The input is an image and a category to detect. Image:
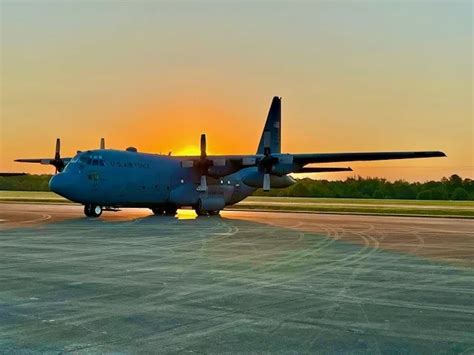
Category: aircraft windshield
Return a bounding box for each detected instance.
[63,152,105,173]
[79,153,92,165]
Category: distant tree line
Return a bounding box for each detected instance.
[0,174,51,191]
[254,174,473,200]
[1,174,473,200]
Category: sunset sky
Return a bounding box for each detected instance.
[1,1,472,181]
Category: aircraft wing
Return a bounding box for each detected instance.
[176,151,445,177]
[293,167,352,173]
[15,157,72,173]
[15,158,72,165]
[14,138,74,172]
[291,151,446,165]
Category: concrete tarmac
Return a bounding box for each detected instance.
[1,203,473,353]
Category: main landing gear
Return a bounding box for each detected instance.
[194,201,221,217]
[151,206,178,216]
[194,208,221,216]
[84,204,102,217]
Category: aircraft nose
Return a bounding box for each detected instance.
[49,173,70,197]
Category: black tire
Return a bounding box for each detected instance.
[151,208,164,216]
[195,209,207,216]
[84,204,92,217]
[89,205,102,217]
[194,199,207,216]
[164,207,177,216]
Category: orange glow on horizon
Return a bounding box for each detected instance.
[173,145,201,156]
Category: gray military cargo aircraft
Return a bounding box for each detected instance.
[15,97,445,217]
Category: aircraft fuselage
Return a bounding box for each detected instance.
[49,149,263,209]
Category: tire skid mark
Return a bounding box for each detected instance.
[1,206,473,352]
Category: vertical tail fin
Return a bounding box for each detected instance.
[257,96,281,154]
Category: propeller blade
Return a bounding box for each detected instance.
[51,138,67,173]
[200,134,206,158]
[100,138,105,149]
[197,175,208,192]
[263,173,271,191]
[54,138,61,160]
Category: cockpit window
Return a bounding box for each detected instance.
[76,153,105,166]
[63,153,81,172]
[65,152,107,171]
[79,155,91,164]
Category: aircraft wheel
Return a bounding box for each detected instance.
[208,210,220,216]
[151,208,164,216]
[84,204,92,217]
[164,207,177,216]
[195,209,207,216]
[89,205,102,218]
[194,199,208,216]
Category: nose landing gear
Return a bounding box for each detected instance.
[84,204,102,217]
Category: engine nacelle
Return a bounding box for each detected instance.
[241,171,296,188]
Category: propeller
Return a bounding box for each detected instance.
[51,138,65,173]
[196,134,212,192]
[258,131,278,191]
[16,137,106,174]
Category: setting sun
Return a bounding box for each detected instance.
[173,145,201,156]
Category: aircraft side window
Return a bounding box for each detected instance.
[99,160,105,166]
[92,159,99,166]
